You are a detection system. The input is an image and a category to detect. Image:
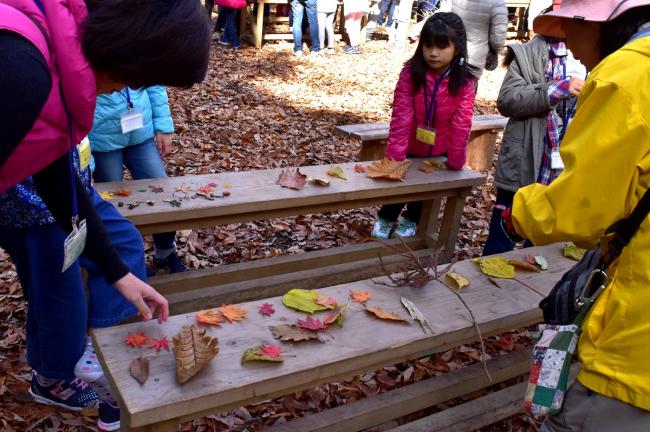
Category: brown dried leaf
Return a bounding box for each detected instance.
[129,356,149,385]
[269,324,323,342]
[172,325,219,384]
[277,168,307,190]
[365,306,407,321]
[366,159,412,181]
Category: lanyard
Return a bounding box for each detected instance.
[120,88,134,110]
[59,82,79,221]
[423,67,450,127]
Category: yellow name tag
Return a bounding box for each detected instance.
[78,137,91,170]
[416,126,436,146]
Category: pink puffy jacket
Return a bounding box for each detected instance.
[385,66,476,170]
[216,0,246,9]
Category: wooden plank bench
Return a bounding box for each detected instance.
[94,160,484,313]
[93,243,575,431]
[333,114,508,171]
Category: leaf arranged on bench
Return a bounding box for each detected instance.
[446,272,470,291]
[173,325,219,384]
[258,302,276,317]
[296,315,326,332]
[100,191,114,200]
[323,307,345,328]
[508,259,541,273]
[220,304,248,322]
[327,166,347,180]
[148,185,164,193]
[197,183,217,194]
[472,257,515,279]
[242,344,284,363]
[315,295,337,309]
[423,159,446,169]
[129,356,149,385]
[563,244,586,261]
[277,168,307,190]
[365,306,407,322]
[114,188,132,197]
[418,164,434,174]
[270,324,323,342]
[147,336,170,353]
[283,289,329,314]
[196,309,224,326]
[354,164,367,173]
[350,290,371,303]
[366,159,412,181]
[125,331,149,348]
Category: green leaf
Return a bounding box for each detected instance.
[563,244,586,261]
[241,345,283,363]
[326,166,347,180]
[535,255,549,270]
[282,289,329,314]
[472,257,515,279]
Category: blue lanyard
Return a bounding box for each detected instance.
[59,83,79,220]
[628,27,650,43]
[120,88,134,110]
[422,68,450,127]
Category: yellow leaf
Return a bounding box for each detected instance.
[196,309,224,326]
[219,304,247,322]
[283,289,329,314]
[224,182,233,189]
[365,306,407,321]
[472,257,515,279]
[446,272,470,290]
[563,244,586,261]
[326,165,347,180]
[423,159,446,169]
[100,191,114,200]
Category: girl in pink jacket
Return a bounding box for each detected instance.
[372,13,476,240]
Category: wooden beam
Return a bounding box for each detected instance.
[267,349,532,432]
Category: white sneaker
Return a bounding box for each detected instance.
[212,31,221,41]
[391,218,417,238]
[371,217,393,240]
[294,50,304,57]
[325,48,336,55]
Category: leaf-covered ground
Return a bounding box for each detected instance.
[0,38,539,431]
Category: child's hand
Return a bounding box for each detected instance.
[113,272,169,323]
[568,77,585,96]
[155,133,173,157]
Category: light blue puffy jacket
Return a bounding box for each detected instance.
[89,86,174,152]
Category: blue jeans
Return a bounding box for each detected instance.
[376,0,396,26]
[92,138,176,255]
[0,188,141,379]
[220,7,241,47]
[482,188,533,256]
[292,0,320,52]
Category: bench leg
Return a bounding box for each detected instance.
[416,198,442,245]
[466,130,497,172]
[435,188,471,263]
[254,1,264,49]
[359,139,387,161]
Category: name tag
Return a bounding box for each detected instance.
[551,150,564,170]
[77,137,91,170]
[62,218,87,272]
[120,110,144,134]
[416,125,436,146]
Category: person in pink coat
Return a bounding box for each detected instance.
[372,13,476,240]
[216,0,246,48]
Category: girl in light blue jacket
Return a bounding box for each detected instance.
[89,86,187,275]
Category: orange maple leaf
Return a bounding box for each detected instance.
[354,164,367,173]
[197,183,217,194]
[147,336,170,353]
[315,295,337,309]
[196,309,224,326]
[220,304,248,322]
[114,188,132,197]
[125,331,149,348]
[350,290,371,303]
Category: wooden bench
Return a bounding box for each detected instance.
[333,114,508,171]
[95,160,484,313]
[93,243,575,431]
[507,0,531,40]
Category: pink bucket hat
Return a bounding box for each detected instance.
[534,0,650,37]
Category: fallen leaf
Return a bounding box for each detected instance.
[196,309,224,326]
[563,244,586,261]
[508,259,541,272]
[149,185,164,193]
[366,159,412,181]
[198,183,217,194]
[327,165,347,180]
[114,188,132,197]
[164,198,182,207]
[350,290,371,303]
[242,344,284,363]
[523,255,538,266]
[354,164,367,173]
[220,304,248,322]
[129,357,149,385]
[258,302,275,317]
[125,331,149,348]
[222,191,231,196]
[296,315,327,331]
[323,307,344,327]
[269,324,322,342]
[147,336,170,353]
[173,325,219,384]
[423,159,446,169]
[100,191,114,200]
[315,295,337,309]
[127,202,141,210]
[146,200,155,206]
[224,182,233,189]
[283,289,329,314]
[277,168,307,190]
[365,306,407,321]
[418,164,434,174]
[446,272,470,290]
[401,297,434,333]
[309,177,330,187]
[472,257,515,279]
[535,255,549,270]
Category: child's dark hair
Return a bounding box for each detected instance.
[83,0,211,89]
[407,12,470,96]
[599,6,650,59]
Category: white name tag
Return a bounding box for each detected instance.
[120,110,144,134]
[62,218,87,272]
[551,150,564,170]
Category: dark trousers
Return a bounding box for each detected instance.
[378,200,423,223]
[482,187,532,256]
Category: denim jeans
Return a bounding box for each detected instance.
[376,0,395,26]
[292,0,320,52]
[220,7,241,47]
[482,188,533,256]
[378,201,423,223]
[0,188,141,379]
[92,138,176,254]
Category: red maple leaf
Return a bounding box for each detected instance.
[198,183,217,194]
[523,255,537,266]
[125,331,149,348]
[296,315,326,332]
[147,336,170,353]
[258,302,275,317]
[259,344,282,358]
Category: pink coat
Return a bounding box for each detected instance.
[385,66,476,170]
[215,0,246,9]
[0,0,96,192]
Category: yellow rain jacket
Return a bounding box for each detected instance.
[512,36,650,410]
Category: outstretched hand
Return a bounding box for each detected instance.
[155,133,173,157]
[113,272,169,323]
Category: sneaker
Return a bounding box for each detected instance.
[294,50,304,57]
[391,218,417,238]
[310,50,322,56]
[29,371,98,411]
[344,45,360,55]
[324,48,335,55]
[211,31,221,41]
[217,38,229,46]
[371,217,393,240]
[98,401,120,431]
[153,252,188,274]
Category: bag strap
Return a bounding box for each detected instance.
[604,186,650,265]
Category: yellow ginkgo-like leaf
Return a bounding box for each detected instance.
[100,191,114,200]
[472,257,515,279]
[446,272,470,290]
[563,244,586,261]
[326,166,347,180]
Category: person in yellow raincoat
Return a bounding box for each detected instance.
[503,0,650,430]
